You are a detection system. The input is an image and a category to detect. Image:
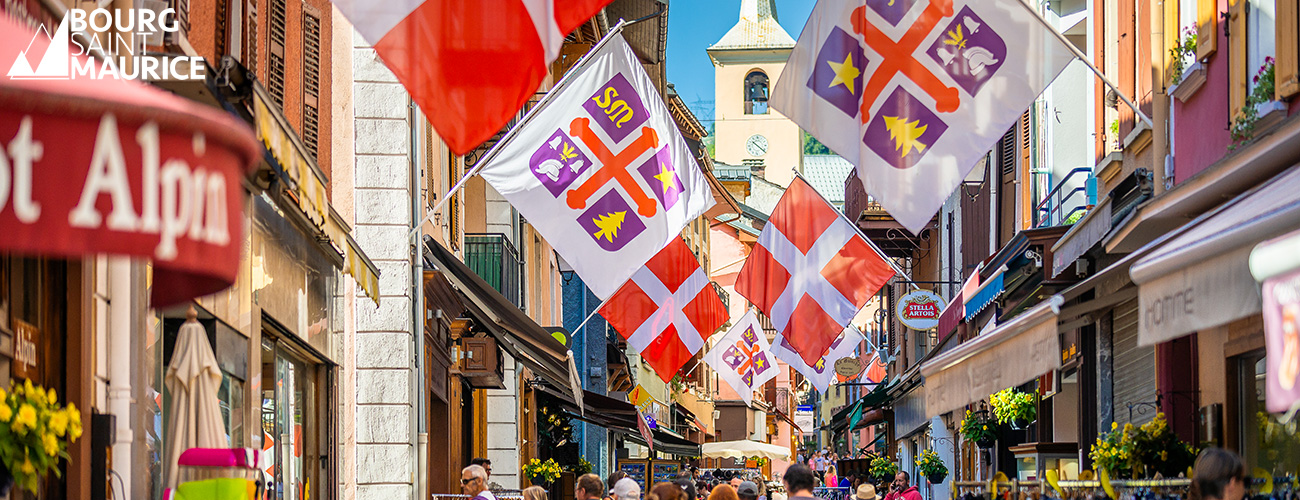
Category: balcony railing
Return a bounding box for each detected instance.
[711,281,729,315]
[463,233,524,309]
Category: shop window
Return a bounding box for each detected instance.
[744,71,769,115]
[261,332,332,500]
[1247,0,1277,96]
[1234,352,1300,474]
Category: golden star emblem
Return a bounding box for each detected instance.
[653,163,677,192]
[826,53,861,94]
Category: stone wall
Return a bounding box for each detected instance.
[351,29,416,500]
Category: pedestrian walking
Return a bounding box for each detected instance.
[462,465,496,500]
[578,474,607,500]
[738,481,760,500]
[854,484,877,500]
[608,471,630,500]
[651,481,689,500]
[525,486,549,500]
[1191,448,1248,500]
[825,465,838,491]
[613,477,644,500]
[880,472,921,500]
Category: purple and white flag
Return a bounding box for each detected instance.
[771,0,1074,234]
[477,33,711,298]
[703,310,779,407]
[772,326,863,393]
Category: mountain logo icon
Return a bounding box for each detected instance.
[7,15,72,80]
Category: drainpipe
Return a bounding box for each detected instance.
[410,98,428,500]
[1152,0,1170,194]
[108,256,134,497]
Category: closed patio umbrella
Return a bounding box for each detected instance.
[164,307,229,488]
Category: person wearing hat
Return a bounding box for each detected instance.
[738,481,760,500]
[855,484,877,500]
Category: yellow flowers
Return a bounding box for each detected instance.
[989,388,1036,425]
[0,380,83,494]
[523,458,562,483]
[14,404,36,433]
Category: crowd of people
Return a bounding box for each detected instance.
[455,446,1251,500]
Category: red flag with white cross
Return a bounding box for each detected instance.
[735,177,895,366]
[600,238,729,383]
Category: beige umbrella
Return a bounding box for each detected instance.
[165,306,229,488]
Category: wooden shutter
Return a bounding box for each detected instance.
[1118,0,1136,137]
[1019,109,1033,230]
[215,0,228,59]
[302,6,322,154]
[1198,0,1219,57]
[173,0,191,39]
[268,0,287,105]
[1229,0,1247,116]
[1277,0,1300,98]
[450,157,462,251]
[245,0,258,76]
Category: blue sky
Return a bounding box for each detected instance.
[666,0,816,124]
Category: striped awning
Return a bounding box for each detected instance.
[964,266,1007,321]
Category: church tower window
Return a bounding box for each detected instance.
[744,71,770,114]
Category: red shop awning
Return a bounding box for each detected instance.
[0,14,260,306]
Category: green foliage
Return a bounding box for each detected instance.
[0,380,83,493]
[959,409,997,444]
[869,456,899,480]
[1168,27,1198,86]
[914,449,948,480]
[1089,413,1196,479]
[1231,58,1276,149]
[524,458,563,484]
[566,458,594,475]
[803,130,833,155]
[988,388,1036,426]
[1064,210,1085,225]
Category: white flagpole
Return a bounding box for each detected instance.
[1013,0,1154,128]
[409,20,630,239]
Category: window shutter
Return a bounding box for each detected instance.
[302,6,322,154]
[1229,0,1248,116]
[999,125,1016,176]
[245,0,258,76]
[268,0,287,105]
[1197,0,1218,57]
[1019,108,1033,229]
[215,0,228,59]
[450,158,462,251]
[1276,0,1300,98]
[173,0,191,38]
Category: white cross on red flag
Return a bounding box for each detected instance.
[600,238,729,383]
[736,177,896,366]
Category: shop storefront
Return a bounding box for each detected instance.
[1130,164,1300,475]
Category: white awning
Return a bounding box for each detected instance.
[1130,165,1300,346]
[700,440,792,461]
[920,296,1063,417]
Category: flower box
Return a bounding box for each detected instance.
[1170,61,1206,102]
[1254,100,1288,132]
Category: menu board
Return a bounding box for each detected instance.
[652,462,680,484]
[620,461,648,489]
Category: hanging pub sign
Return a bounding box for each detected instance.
[897,290,945,331]
[1261,268,1300,413]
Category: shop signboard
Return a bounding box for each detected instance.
[619,461,648,489]
[1261,268,1300,413]
[897,290,945,331]
[11,319,37,380]
[794,407,814,433]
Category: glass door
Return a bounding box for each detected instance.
[261,333,328,500]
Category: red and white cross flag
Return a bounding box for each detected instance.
[735,177,896,367]
[330,0,612,155]
[771,0,1074,234]
[600,238,729,383]
[475,32,713,299]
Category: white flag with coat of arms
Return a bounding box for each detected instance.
[477,31,712,299]
[772,325,864,393]
[703,310,780,407]
[771,0,1075,234]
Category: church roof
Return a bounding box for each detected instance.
[708,0,796,51]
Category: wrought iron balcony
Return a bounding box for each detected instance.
[463,233,524,309]
[711,281,729,316]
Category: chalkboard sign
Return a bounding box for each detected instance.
[620,461,648,489]
[652,462,680,484]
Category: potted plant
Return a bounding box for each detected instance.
[1089,413,1195,479]
[1231,57,1282,148]
[915,449,948,485]
[565,458,593,476]
[523,458,562,486]
[989,388,1036,429]
[959,410,997,448]
[869,455,899,484]
[0,380,84,495]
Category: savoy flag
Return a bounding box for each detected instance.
[477,32,712,298]
[771,0,1074,234]
[772,326,864,393]
[703,310,779,407]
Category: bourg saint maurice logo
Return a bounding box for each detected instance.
[7,8,205,81]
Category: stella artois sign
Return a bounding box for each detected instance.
[897,290,945,330]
